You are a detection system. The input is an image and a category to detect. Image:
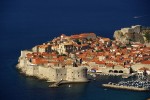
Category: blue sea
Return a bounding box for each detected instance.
[0,0,150,100]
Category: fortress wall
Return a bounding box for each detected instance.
[26,66,34,76]
[38,66,50,79]
[121,28,134,35]
[100,67,130,74]
[21,50,33,58]
[131,63,150,71]
[32,46,38,52]
[66,68,74,81]
[55,68,67,81]
[66,67,88,82]
[132,25,141,33]
[33,66,39,76]
[19,59,25,67]
[17,61,88,82]
[49,67,57,82]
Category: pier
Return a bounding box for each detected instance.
[49,80,67,88]
[102,84,149,91]
[102,80,150,92]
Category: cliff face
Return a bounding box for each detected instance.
[114,30,129,44]
[113,25,150,44]
[140,28,150,43]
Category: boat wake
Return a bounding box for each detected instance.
[133,15,148,19]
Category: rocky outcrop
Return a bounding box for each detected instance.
[113,25,146,44]
[140,28,150,43]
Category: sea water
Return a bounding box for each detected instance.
[0,0,150,100]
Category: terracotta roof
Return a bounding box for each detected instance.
[101,38,110,41]
[71,33,95,39]
[95,61,105,64]
[106,63,114,67]
[70,35,79,39]
[65,59,73,65]
[80,33,95,36]
[139,67,150,71]
[42,52,52,57]
[38,45,48,48]
[96,52,104,56]
[32,58,48,64]
[141,60,150,64]
[26,53,33,58]
[91,67,98,70]
[82,44,88,46]
[58,56,65,61]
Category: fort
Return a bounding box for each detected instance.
[114,25,145,44]
[17,50,88,83]
[17,26,150,86]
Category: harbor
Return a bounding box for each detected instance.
[102,79,150,92]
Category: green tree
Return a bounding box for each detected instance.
[145,33,150,43]
[76,39,81,45]
[96,49,103,52]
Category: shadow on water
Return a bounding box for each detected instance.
[0,55,149,100]
[13,62,150,100]
[0,58,149,100]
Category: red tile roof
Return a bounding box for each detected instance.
[141,60,150,64]
[139,67,150,71]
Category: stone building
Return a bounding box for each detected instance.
[17,50,88,82]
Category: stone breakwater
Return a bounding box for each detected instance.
[102,84,149,91]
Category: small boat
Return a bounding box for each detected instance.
[68,85,71,88]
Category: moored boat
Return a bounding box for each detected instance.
[102,81,150,92]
